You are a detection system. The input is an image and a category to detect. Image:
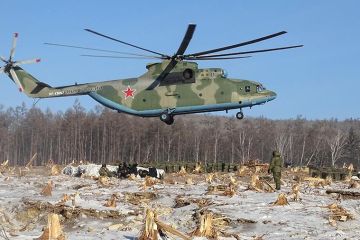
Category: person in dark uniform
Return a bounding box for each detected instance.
[129,163,138,175]
[117,162,130,178]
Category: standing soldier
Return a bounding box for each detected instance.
[268,150,283,190]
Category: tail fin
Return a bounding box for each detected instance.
[12,66,53,98]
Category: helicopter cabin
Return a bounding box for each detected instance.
[145,61,227,86]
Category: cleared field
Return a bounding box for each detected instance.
[0,166,359,239]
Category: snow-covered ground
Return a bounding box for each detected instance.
[0,167,360,240]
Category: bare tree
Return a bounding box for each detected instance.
[0,102,358,169]
[326,129,347,167]
[237,130,246,164]
[274,131,288,160]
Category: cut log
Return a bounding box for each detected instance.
[23,199,131,219]
[326,189,360,197]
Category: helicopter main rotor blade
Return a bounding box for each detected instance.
[146,59,178,90]
[194,45,304,58]
[185,56,251,60]
[44,42,160,58]
[84,28,170,58]
[9,33,19,61]
[1,56,7,63]
[0,67,4,73]
[146,24,197,90]
[81,54,165,60]
[186,31,287,57]
[175,24,196,56]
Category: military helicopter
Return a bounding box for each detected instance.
[0,24,302,125]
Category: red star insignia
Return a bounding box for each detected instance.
[122,86,136,99]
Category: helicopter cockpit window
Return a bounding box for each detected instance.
[245,86,251,92]
[221,70,228,78]
[256,85,266,92]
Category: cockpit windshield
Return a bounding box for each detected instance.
[256,84,266,92]
[221,69,228,78]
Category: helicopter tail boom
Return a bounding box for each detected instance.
[11,67,97,98]
[9,66,54,98]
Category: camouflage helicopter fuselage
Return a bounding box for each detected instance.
[13,60,276,119]
[2,24,303,124]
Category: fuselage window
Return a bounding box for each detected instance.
[221,70,228,78]
[245,86,251,92]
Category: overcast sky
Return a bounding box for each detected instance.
[1,1,359,120]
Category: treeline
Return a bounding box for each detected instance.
[0,100,359,168]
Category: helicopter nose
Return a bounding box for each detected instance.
[269,91,277,100]
[267,90,277,101]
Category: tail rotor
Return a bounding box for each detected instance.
[1,33,41,92]
[9,32,18,62]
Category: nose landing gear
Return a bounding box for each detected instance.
[160,112,174,125]
[236,111,244,120]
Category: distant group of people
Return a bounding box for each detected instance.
[99,163,138,178]
[99,163,160,179]
[98,151,283,188]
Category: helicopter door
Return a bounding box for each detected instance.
[164,86,179,108]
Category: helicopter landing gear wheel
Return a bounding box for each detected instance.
[236,111,244,120]
[160,113,174,125]
[166,116,174,125]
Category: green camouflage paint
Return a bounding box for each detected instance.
[11,60,277,118]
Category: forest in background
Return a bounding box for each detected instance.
[0,100,359,169]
